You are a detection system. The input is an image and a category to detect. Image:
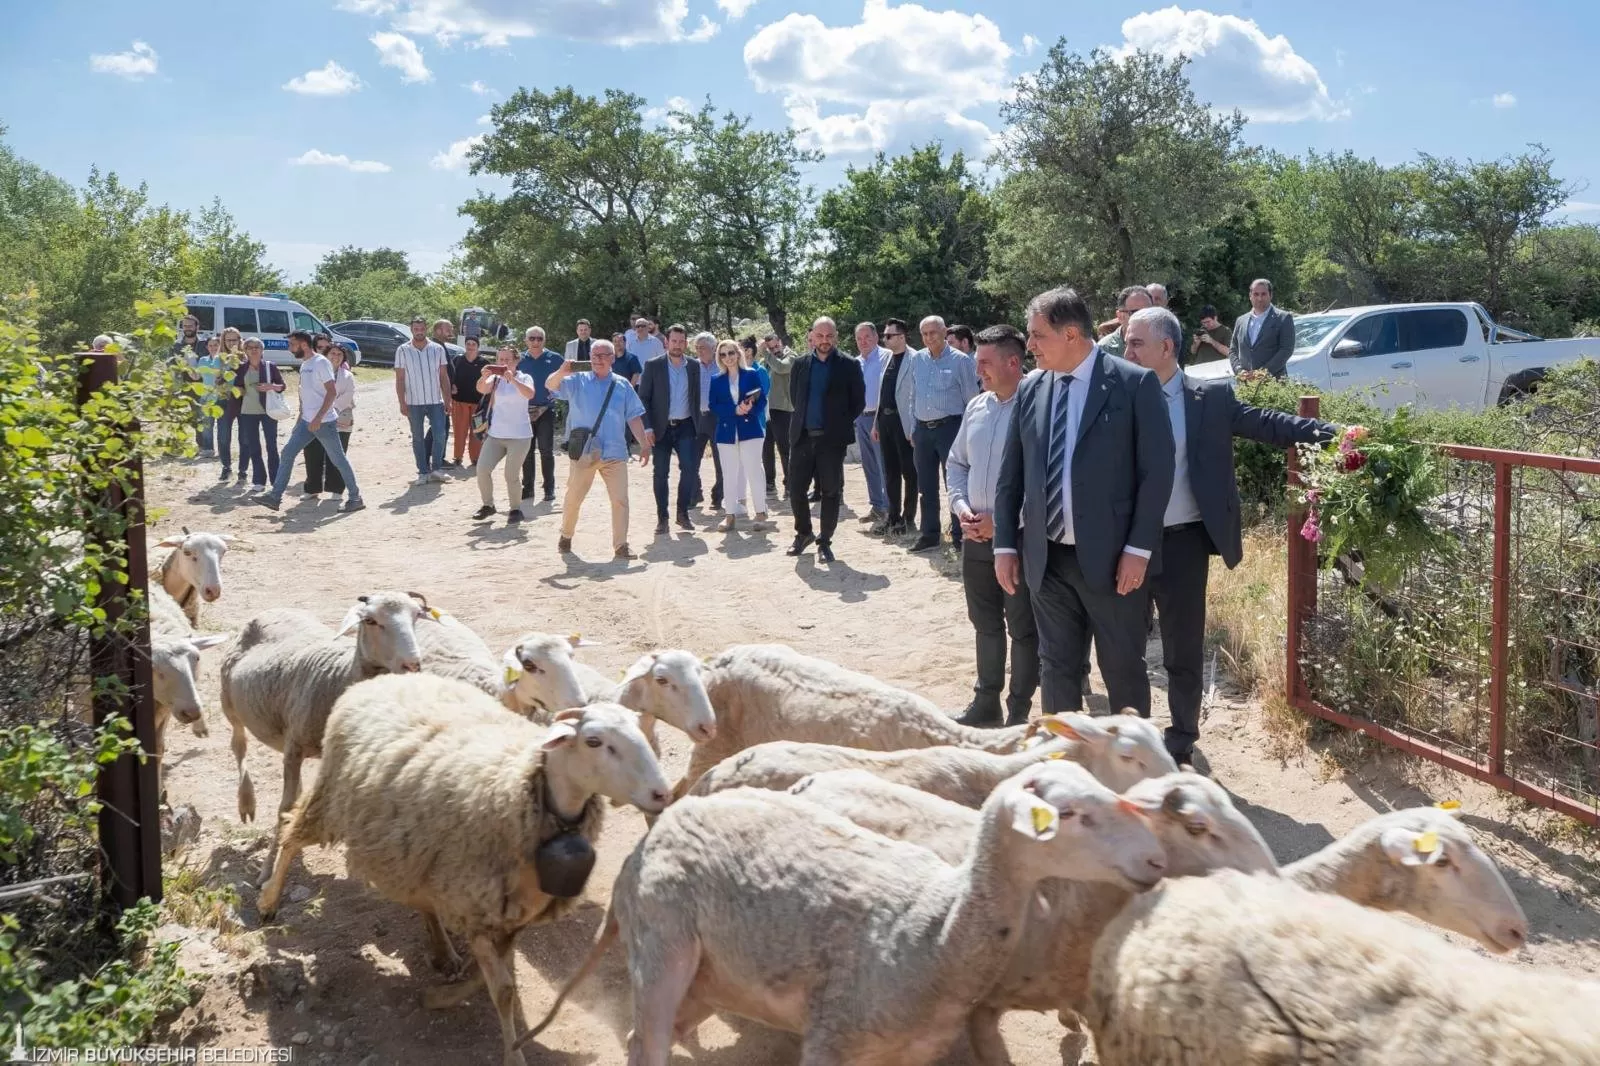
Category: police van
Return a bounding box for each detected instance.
[183,293,362,366]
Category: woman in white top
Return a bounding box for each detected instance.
[303,339,358,498]
[473,343,538,524]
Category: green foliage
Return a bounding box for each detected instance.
[188,198,282,295]
[987,42,1247,311]
[814,145,1001,332]
[1296,413,1452,588]
[313,245,418,288]
[1229,376,1383,523]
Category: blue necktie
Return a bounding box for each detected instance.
[1045,374,1071,543]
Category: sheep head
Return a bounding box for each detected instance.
[501,633,589,719]
[539,703,671,816]
[997,761,1167,893]
[336,592,425,677]
[617,650,717,743]
[1120,772,1279,877]
[154,531,232,604]
[1037,712,1178,792]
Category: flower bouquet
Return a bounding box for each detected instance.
[1295,409,1451,588]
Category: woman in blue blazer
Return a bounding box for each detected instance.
[708,338,768,531]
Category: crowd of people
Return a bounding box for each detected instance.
[166,276,1313,765]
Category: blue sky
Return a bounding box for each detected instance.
[3,0,1597,282]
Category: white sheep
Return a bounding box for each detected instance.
[150,530,233,626]
[519,761,1170,1064]
[570,649,717,748]
[692,712,1174,804]
[258,675,670,1066]
[1085,869,1600,1066]
[678,643,1047,798]
[146,583,229,802]
[415,611,589,718]
[218,591,426,880]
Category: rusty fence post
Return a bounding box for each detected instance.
[1488,460,1511,776]
[77,351,163,908]
[1285,396,1321,706]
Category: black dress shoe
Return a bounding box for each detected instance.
[955,700,1003,727]
[472,504,496,520]
[655,519,669,535]
[507,509,524,524]
[887,520,907,535]
[1004,708,1033,729]
[909,536,940,553]
[786,534,815,557]
[543,491,556,503]
[816,542,835,563]
[676,511,694,531]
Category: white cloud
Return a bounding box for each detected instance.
[466,79,497,96]
[1114,6,1345,122]
[1492,92,1517,109]
[284,60,363,95]
[344,0,718,47]
[289,149,392,173]
[371,31,432,82]
[644,95,694,128]
[475,113,493,125]
[1021,33,1040,55]
[745,0,1013,155]
[1565,201,1600,213]
[718,0,758,19]
[89,41,158,80]
[431,134,486,170]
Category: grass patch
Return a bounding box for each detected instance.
[163,864,245,948]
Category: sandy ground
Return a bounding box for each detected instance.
[150,374,1600,1064]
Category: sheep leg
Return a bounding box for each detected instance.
[967,1004,1012,1066]
[423,971,485,1010]
[258,744,304,887]
[420,911,464,974]
[670,997,715,1050]
[469,932,527,1066]
[257,818,305,921]
[229,718,255,823]
[1056,1010,1088,1066]
[155,720,168,808]
[627,937,700,1066]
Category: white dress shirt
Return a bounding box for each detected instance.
[946,389,1017,519]
[996,349,1150,560]
[1161,373,1202,528]
[1247,306,1271,345]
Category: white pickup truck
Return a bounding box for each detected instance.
[1188,302,1599,411]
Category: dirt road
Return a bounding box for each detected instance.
[152,375,1599,1064]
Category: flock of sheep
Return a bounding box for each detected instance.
[145,529,1600,1066]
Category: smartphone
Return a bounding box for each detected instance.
[743,388,762,399]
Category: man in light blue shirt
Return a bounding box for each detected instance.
[544,340,653,561]
[896,314,979,552]
[626,317,666,363]
[852,321,890,525]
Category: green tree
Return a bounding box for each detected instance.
[189,198,282,294]
[312,246,416,288]
[1413,145,1569,318]
[814,145,1000,330]
[988,42,1247,310]
[670,100,820,341]
[463,87,681,333]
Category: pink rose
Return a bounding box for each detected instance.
[1341,449,1367,472]
[1300,512,1323,544]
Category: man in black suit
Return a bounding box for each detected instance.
[788,317,865,564]
[995,287,1175,717]
[1124,306,1338,762]
[637,324,702,535]
[1229,278,1296,377]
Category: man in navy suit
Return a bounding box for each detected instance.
[994,286,1175,718]
[1123,306,1338,762]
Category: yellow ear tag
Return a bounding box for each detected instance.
[1046,751,1067,760]
[428,608,442,620]
[503,664,522,686]
[1413,830,1440,855]
[1031,806,1055,836]
[570,631,582,643]
[1435,800,1461,811]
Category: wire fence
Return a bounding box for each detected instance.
[1288,396,1600,826]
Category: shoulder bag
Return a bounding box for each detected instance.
[472,378,496,440]
[565,378,618,461]
[263,368,292,421]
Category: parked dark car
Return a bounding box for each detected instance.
[329,320,465,367]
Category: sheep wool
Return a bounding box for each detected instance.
[1087,870,1600,1066]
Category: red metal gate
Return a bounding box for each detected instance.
[1286,395,1600,827]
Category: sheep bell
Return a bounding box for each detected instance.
[534,831,597,898]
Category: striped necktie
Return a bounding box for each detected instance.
[1045,374,1071,543]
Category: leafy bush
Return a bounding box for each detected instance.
[0,293,200,1043]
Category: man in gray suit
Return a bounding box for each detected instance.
[995,286,1175,717]
[1228,278,1296,377]
[1124,306,1337,763]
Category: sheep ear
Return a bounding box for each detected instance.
[567,632,599,649]
[405,591,430,611]
[553,708,585,723]
[1040,713,1104,746]
[1381,827,1445,867]
[155,536,186,548]
[1011,794,1059,842]
[541,720,579,750]
[334,605,366,637]
[190,633,231,651]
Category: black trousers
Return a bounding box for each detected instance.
[520,408,556,500]
[912,417,962,545]
[763,409,793,492]
[694,429,724,507]
[789,432,845,545]
[1149,523,1214,758]
[963,539,1040,716]
[652,420,699,518]
[303,430,352,494]
[1032,541,1153,716]
[879,414,917,526]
